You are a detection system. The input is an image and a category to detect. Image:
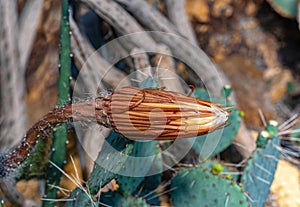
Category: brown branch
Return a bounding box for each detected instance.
[116,0,181,34]
[70,15,129,90]
[152,44,185,93]
[18,0,44,71]
[164,0,198,45]
[85,0,228,94]
[0,0,26,149]
[81,0,158,51]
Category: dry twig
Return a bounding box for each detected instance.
[0,0,26,149]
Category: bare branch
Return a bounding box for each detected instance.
[18,0,44,71]
[116,0,181,34]
[0,0,26,149]
[70,15,129,90]
[152,44,184,93]
[81,0,157,51]
[164,0,198,45]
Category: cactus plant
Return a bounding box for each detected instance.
[170,167,249,207]
[99,143,162,206]
[116,141,157,195]
[88,141,134,196]
[64,188,93,207]
[42,0,72,205]
[70,71,236,207]
[267,0,298,18]
[241,121,281,207]
[100,191,149,207]
[199,160,239,180]
[64,142,134,206]
[132,145,162,198]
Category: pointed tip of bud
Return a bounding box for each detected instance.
[211,105,230,125]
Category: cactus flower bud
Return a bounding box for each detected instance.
[95,87,230,140]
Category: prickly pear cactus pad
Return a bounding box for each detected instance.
[199,160,239,180]
[241,121,281,207]
[117,140,157,195]
[267,0,298,17]
[118,195,149,207]
[87,141,133,196]
[64,188,94,207]
[65,144,134,207]
[191,88,241,159]
[171,167,249,207]
[100,191,149,207]
[131,146,162,206]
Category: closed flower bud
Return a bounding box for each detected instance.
[96,87,230,140]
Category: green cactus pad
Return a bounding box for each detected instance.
[137,146,162,191]
[118,195,149,207]
[64,188,95,207]
[117,140,157,195]
[199,160,239,180]
[106,131,132,151]
[190,88,241,159]
[171,167,249,207]
[132,146,162,205]
[87,142,133,196]
[241,122,280,207]
[65,143,134,206]
[100,191,149,207]
[267,0,298,17]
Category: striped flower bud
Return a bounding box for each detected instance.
[95,87,230,140]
